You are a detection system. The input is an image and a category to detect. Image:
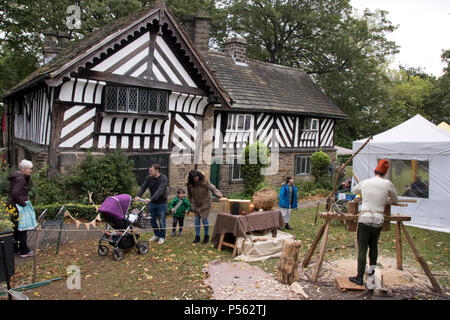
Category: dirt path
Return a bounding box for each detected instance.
[203,258,450,300]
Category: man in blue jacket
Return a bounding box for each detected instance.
[279,176,298,230]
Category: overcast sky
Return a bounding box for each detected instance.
[350,0,450,77]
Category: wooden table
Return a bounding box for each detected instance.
[301,212,443,294]
[211,210,285,257]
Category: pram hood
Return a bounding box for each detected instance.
[99,194,132,221]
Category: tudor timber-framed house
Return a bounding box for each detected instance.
[3,3,347,196]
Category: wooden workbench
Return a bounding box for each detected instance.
[301,212,442,294]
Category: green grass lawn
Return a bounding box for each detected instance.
[6,206,449,299]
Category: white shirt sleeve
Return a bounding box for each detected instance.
[387,181,399,204]
[352,182,362,194]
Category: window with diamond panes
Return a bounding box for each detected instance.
[159,91,168,114]
[106,86,118,111]
[128,88,138,112]
[104,85,168,115]
[117,87,127,112]
[148,90,158,113]
[138,89,148,113]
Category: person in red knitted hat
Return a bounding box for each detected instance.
[349,159,398,286]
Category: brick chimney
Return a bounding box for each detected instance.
[182,12,211,57]
[224,36,247,64]
[43,30,71,65]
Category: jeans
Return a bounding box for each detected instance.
[357,223,382,277]
[149,203,167,239]
[194,215,209,237]
[172,217,184,233]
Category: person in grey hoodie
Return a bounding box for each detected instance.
[8,160,34,257]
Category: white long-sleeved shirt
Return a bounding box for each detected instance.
[352,176,398,227]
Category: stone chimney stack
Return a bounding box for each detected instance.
[182,12,211,57]
[43,30,71,65]
[224,37,247,64]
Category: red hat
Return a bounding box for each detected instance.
[375,159,389,175]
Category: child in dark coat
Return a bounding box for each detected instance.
[169,188,191,237]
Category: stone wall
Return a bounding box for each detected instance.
[59,151,105,174]
[215,149,337,194]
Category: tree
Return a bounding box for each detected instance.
[220,0,399,146]
[426,49,450,124]
[376,68,434,128]
[240,141,270,197]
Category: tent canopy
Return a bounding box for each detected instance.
[438,122,450,133]
[352,115,450,232]
[354,115,450,155]
[335,145,353,155]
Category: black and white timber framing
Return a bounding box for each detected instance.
[3,2,346,182]
[214,112,335,151]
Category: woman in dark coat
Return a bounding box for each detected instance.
[8,159,33,257]
[186,170,223,244]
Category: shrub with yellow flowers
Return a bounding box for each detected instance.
[0,200,16,232]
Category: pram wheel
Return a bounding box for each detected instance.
[113,248,124,261]
[98,245,109,256]
[136,241,149,254]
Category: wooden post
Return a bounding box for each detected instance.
[277,239,302,285]
[218,233,225,251]
[314,202,320,225]
[312,219,330,282]
[32,225,41,283]
[232,239,238,257]
[48,102,65,178]
[399,222,443,294]
[395,221,402,270]
[302,221,327,268]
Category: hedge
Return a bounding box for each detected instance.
[33,203,99,222]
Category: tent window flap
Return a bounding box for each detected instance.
[388,159,429,199]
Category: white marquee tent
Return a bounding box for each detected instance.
[352,114,450,233]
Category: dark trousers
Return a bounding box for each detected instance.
[172,217,184,233]
[149,202,167,239]
[13,226,30,255]
[357,223,382,277]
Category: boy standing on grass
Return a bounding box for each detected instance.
[169,188,191,237]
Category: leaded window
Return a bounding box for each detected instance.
[104,85,169,115]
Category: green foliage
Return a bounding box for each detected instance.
[66,150,136,204]
[295,179,329,199]
[30,166,69,205]
[310,151,331,178]
[33,203,98,222]
[240,141,270,197]
[0,164,14,200]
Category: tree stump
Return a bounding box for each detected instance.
[277,239,302,285]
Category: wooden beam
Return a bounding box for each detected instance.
[399,222,443,294]
[146,29,158,80]
[312,219,330,283]
[395,221,403,270]
[83,71,207,96]
[48,103,65,177]
[302,221,327,268]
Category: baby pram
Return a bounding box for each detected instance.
[97,194,151,261]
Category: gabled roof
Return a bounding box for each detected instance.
[205,51,347,119]
[4,2,231,106]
